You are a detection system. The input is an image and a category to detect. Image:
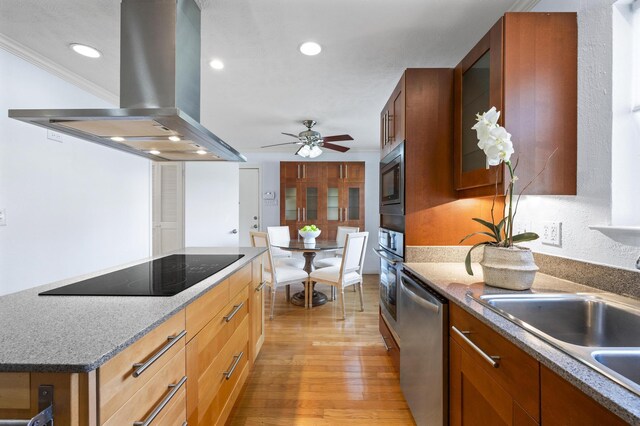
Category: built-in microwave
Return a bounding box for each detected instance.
[380,142,404,215]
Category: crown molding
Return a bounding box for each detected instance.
[508,0,541,12]
[0,33,119,106]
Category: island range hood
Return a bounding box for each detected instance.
[8,0,246,162]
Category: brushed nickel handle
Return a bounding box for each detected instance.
[303,207,306,221]
[303,165,306,179]
[256,281,266,292]
[224,351,244,380]
[132,330,187,378]
[224,302,245,322]
[297,207,300,221]
[340,164,343,179]
[451,326,500,368]
[297,164,301,179]
[345,164,348,179]
[381,336,391,351]
[133,376,187,426]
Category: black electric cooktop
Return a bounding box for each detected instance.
[39,254,245,296]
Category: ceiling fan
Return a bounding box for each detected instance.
[261,120,354,158]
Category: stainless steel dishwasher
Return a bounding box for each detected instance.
[398,269,448,426]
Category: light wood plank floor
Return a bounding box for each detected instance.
[227,274,415,425]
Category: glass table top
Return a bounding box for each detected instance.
[271,240,343,251]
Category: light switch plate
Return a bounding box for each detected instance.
[542,221,561,246]
[0,209,6,226]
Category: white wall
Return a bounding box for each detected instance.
[242,151,380,273]
[0,48,151,295]
[185,162,240,246]
[512,0,640,269]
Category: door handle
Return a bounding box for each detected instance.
[252,224,258,229]
[231,229,238,234]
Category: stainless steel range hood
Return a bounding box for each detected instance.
[8,0,246,162]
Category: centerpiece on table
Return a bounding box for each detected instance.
[299,224,321,244]
[460,107,550,290]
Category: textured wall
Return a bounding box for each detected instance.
[513,0,640,270]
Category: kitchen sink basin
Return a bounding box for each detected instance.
[593,351,640,386]
[481,294,640,347]
[471,292,640,396]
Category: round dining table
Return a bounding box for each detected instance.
[271,240,343,307]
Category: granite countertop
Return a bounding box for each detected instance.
[0,247,265,373]
[403,262,640,425]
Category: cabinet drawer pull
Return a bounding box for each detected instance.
[345,164,348,179]
[381,335,391,351]
[133,375,187,426]
[224,351,244,380]
[256,281,266,292]
[224,302,245,322]
[452,326,500,368]
[132,330,187,378]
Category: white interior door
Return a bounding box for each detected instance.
[152,162,185,256]
[239,168,261,246]
[185,162,240,246]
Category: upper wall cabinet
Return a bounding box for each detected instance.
[380,75,406,159]
[454,13,577,198]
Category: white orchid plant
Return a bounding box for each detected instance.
[461,107,542,276]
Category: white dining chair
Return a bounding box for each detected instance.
[309,232,369,319]
[267,226,304,268]
[250,231,310,319]
[314,226,360,269]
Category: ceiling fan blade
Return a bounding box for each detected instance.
[322,142,350,153]
[322,134,354,142]
[261,141,300,148]
[281,132,300,139]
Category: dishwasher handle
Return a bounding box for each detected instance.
[400,275,441,313]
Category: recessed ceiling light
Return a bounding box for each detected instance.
[110,136,125,142]
[70,43,102,58]
[209,59,224,70]
[196,149,207,155]
[299,42,322,56]
[168,136,181,142]
[149,150,161,155]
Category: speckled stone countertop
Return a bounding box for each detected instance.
[403,262,640,425]
[0,247,265,373]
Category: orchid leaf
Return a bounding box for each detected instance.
[464,242,492,276]
[511,232,539,243]
[471,218,500,239]
[459,231,497,245]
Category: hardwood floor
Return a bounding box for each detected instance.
[227,274,415,425]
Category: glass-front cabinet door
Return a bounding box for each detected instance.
[303,186,318,222]
[343,183,365,226]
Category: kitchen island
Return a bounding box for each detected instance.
[0,246,266,425]
[403,262,640,425]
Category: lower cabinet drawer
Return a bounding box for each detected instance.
[379,310,400,372]
[103,347,186,426]
[450,304,540,422]
[154,386,187,426]
[98,310,186,423]
[187,315,250,426]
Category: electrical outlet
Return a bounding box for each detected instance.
[542,221,562,246]
[0,209,6,226]
[47,130,63,143]
[513,220,532,235]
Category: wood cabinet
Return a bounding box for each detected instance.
[449,304,539,425]
[378,309,400,372]
[0,257,264,426]
[380,68,502,246]
[380,75,405,158]
[454,12,577,197]
[541,366,627,426]
[280,161,365,240]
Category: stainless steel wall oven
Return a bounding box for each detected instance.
[375,228,404,332]
[380,142,404,215]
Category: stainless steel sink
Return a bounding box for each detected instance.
[472,292,640,396]
[483,294,640,347]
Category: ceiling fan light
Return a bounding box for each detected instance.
[297,145,311,157]
[309,145,322,158]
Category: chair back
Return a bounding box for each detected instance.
[335,226,359,256]
[339,232,369,277]
[250,231,275,278]
[267,226,292,258]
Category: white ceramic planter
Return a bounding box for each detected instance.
[299,229,321,244]
[480,245,539,290]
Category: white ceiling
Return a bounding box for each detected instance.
[0,0,531,153]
